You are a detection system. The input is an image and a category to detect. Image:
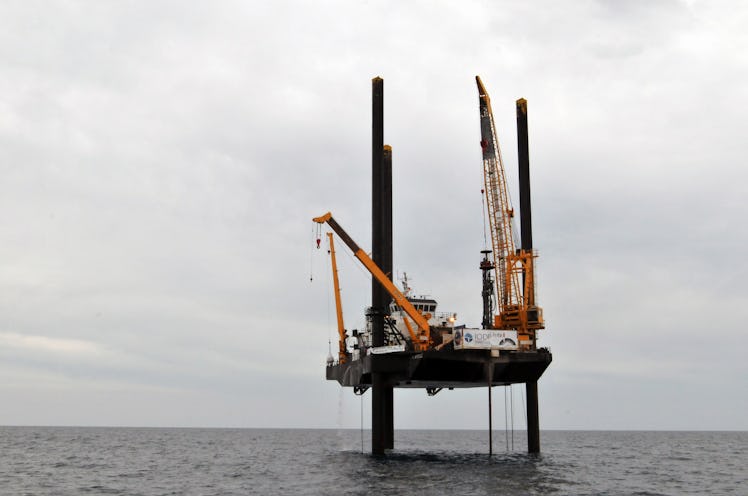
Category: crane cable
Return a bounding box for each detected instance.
[311,225,334,360]
[504,385,509,451]
[502,385,516,451]
[510,384,515,450]
[310,225,316,282]
[324,235,333,360]
[311,222,325,282]
[360,393,364,453]
[330,229,373,334]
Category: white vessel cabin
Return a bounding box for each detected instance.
[384,274,459,348]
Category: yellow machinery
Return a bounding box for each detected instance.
[313,212,431,351]
[326,232,347,364]
[476,77,544,345]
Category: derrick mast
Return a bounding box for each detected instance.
[476,76,544,345]
[480,249,494,329]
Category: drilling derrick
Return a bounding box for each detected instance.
[480,250,494,330]
[476,76,544,347]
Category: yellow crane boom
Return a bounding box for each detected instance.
[327,232,347,363]
[313,212,431,351]
[476,76,544,338]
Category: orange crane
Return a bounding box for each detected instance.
[313,212,431,351]
[476,76,544,346]
[326,232,347,364]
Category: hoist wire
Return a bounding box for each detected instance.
[504,386,509,451]
[323,229,367,343]
[336,233,377,331]
[360,393,364,454]
[324,236,332,354]
[324,229,370,333]
[310,225,316,282]
[311,225,333,353]
[311,226,339,365]
[510,384,515,451]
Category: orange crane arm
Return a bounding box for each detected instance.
[313,212,430,350]
[327,232,347,363]
[476,75,521,314]
[476,76,544,336]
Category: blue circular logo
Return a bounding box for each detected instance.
[465,333,473,343]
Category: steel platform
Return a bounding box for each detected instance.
[327,348,552,389]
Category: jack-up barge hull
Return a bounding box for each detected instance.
[327,349,552,389]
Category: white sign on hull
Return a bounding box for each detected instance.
[368,344,407,355]
[453,329,518,350]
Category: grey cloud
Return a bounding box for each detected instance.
[0,0,745,430]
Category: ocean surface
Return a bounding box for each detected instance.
[0,427,744,495]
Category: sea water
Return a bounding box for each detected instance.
[0,427,744,495]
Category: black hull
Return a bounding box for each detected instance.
[326,349,552,388]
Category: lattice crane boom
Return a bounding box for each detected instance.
[476,76,544,340]
[477,76,520,311]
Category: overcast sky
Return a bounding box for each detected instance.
[0,0,745,433]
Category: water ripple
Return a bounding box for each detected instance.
[0,428,744,495]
